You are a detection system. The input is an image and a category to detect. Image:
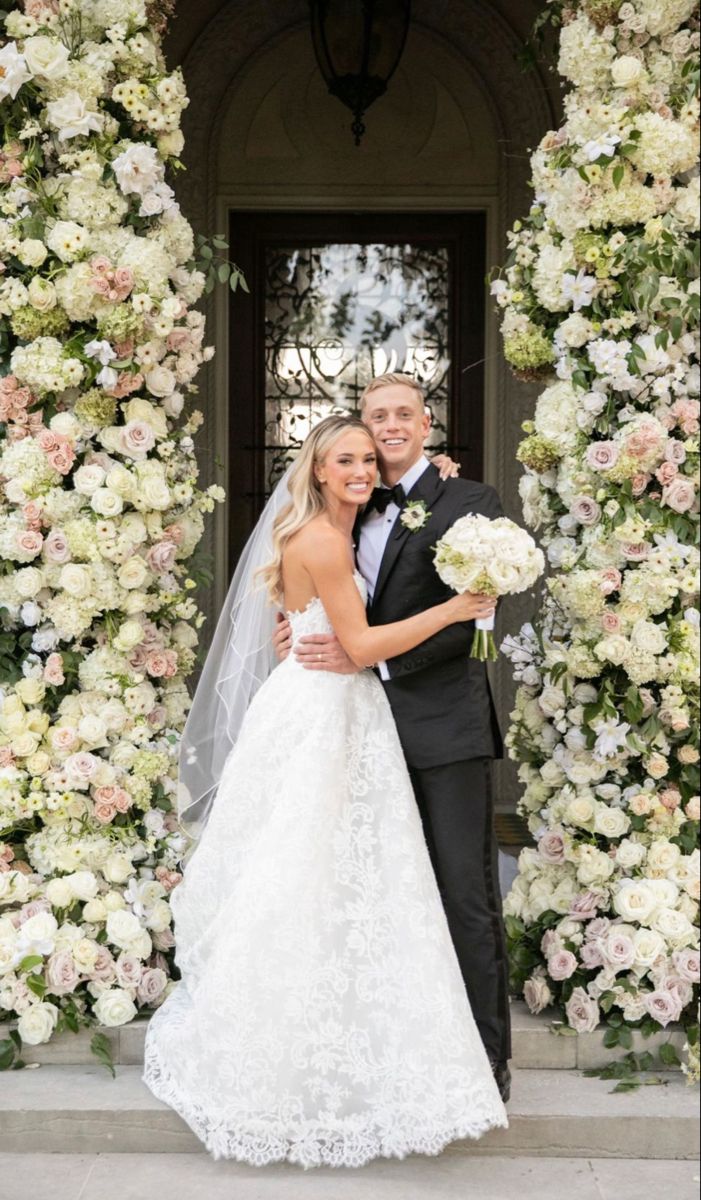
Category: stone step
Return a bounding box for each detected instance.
[0,1001,686,1071]
[0,1063,697,1158]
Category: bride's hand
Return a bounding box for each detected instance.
[273,613,292,661]
[431,453,461,481]
[450,592,497,623]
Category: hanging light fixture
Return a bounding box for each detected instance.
[310,0,411,146]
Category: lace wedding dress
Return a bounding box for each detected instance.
[142,573,508,1167]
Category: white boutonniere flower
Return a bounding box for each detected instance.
[400,500,431,532]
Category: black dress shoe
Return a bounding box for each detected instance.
[490,1059,511,1104]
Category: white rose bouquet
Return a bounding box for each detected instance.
[433,514,545,660]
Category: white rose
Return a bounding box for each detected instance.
[72,938,99,972]
[106,909,142,950]
[615,839,646,870]
[45,877,74,908]
[27,276,57,312]
[646,840,681,877]
[103,854,136,885]
[17,1002,59,1045]
[630,619,666,656]
[145,899,172,933]
[73,464,106,495]
[17,239,48,268]
[653,907,694,947]
[118,556,149,590]
[46,91,101,141]
[611,55,646,88]
[632,928,666,969]
[17,911,58,955]
[65,871,99,901]
[93,987,137,1027]
[14,567,44,598]
[59,563,92,598]
[565,795,596,829]
[82,898,107,923]
[613,881,658,925]
[113,619,145,652]
[90,488,124,517]
[145,366,177,398]
[77,714,107,747]
[594,805,630,838]
[22,35,70,80]
[112,143,162,197]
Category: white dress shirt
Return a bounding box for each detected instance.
[356,454,431,680]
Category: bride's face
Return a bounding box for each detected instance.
[315,429,377,508]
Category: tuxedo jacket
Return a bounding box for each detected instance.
[357,463,504,771]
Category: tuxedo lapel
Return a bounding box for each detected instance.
[370,464,445,609]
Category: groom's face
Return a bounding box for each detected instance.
[361,384,431,480]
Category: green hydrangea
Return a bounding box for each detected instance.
[504,326,555,373]
[10,306,70,341]
[96,306,143,343]
[131,749,170,781]
[516,433,560,472]
[73,389,117,428]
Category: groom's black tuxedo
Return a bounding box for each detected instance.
[363,464,504,769]
[356,462,512,1065]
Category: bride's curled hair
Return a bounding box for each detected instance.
[259,414,374,605]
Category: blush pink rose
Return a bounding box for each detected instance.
[152,927,176,951]
[93,799,116,824]
[565,986,600,1033]
[673,949,700,984]
[115,953,143,989]
[43,529,71,563]
[155,867,182,892]
[600,568,622,596]
[22,501,43,529]
[137,967,168,1006]
[655,461,678,485]
[122,420,156,456]
[601,610,621,634]
[146,540,177,574]
[16,530,43,558]
[538,831,567,864]
[621,542,650,561]
[92,946,117,982]
[662,477,696,513]
[43,653,65,686]
[46,950,80,996]
[52,726,77,753]
[580,940,605,969]
[671,398,700,436]
[586,441,619,471]
[569,891,602,921]
[47,442,76,475]
[658,787,681,811]
[664,439,686,464]
[548,950,579,981]
[644,989,683,1027]
[167,328,191,352]
[631,473,651,496]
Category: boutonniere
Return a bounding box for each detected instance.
[400,500,431,532]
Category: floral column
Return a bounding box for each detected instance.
[495,1,700,1078]
[0,0,224,1055]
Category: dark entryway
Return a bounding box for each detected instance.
[227,210,486,564]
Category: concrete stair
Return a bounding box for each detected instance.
[0,1001,688,1071]
[0,1003,697,1159]
[0,1062,697,1159]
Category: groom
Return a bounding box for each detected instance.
[275,373,511,1100]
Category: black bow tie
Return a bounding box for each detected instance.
[366,483,406,514]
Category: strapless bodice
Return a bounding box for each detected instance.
[286,570,368,645]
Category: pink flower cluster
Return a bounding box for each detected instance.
[89,256,135,303]
[37,430,76,475]
[0,375,43,442]
[92,785,133,825]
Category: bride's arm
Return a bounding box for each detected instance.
[305,530,494,669]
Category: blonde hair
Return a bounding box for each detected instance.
[259,414,374,605]
[359,372,426,412]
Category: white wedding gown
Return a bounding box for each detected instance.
[142,574,508,1167]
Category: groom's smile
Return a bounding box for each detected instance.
[361,381,432,486]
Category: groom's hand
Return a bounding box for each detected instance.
[295,634,360,674]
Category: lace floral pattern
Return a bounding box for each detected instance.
[142,575,508,1166]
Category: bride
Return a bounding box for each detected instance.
[142,415,508,1167]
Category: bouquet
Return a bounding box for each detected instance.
[433,515,545,659]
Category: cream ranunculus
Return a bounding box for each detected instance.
[93,987,137,1027]
[145,365,177,397]
[27,276,57,312]
[117,556,149,590]
[45,877,74,908]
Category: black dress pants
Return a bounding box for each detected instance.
[408,757,511,1063]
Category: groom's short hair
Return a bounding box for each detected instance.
[359,373,426,412]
